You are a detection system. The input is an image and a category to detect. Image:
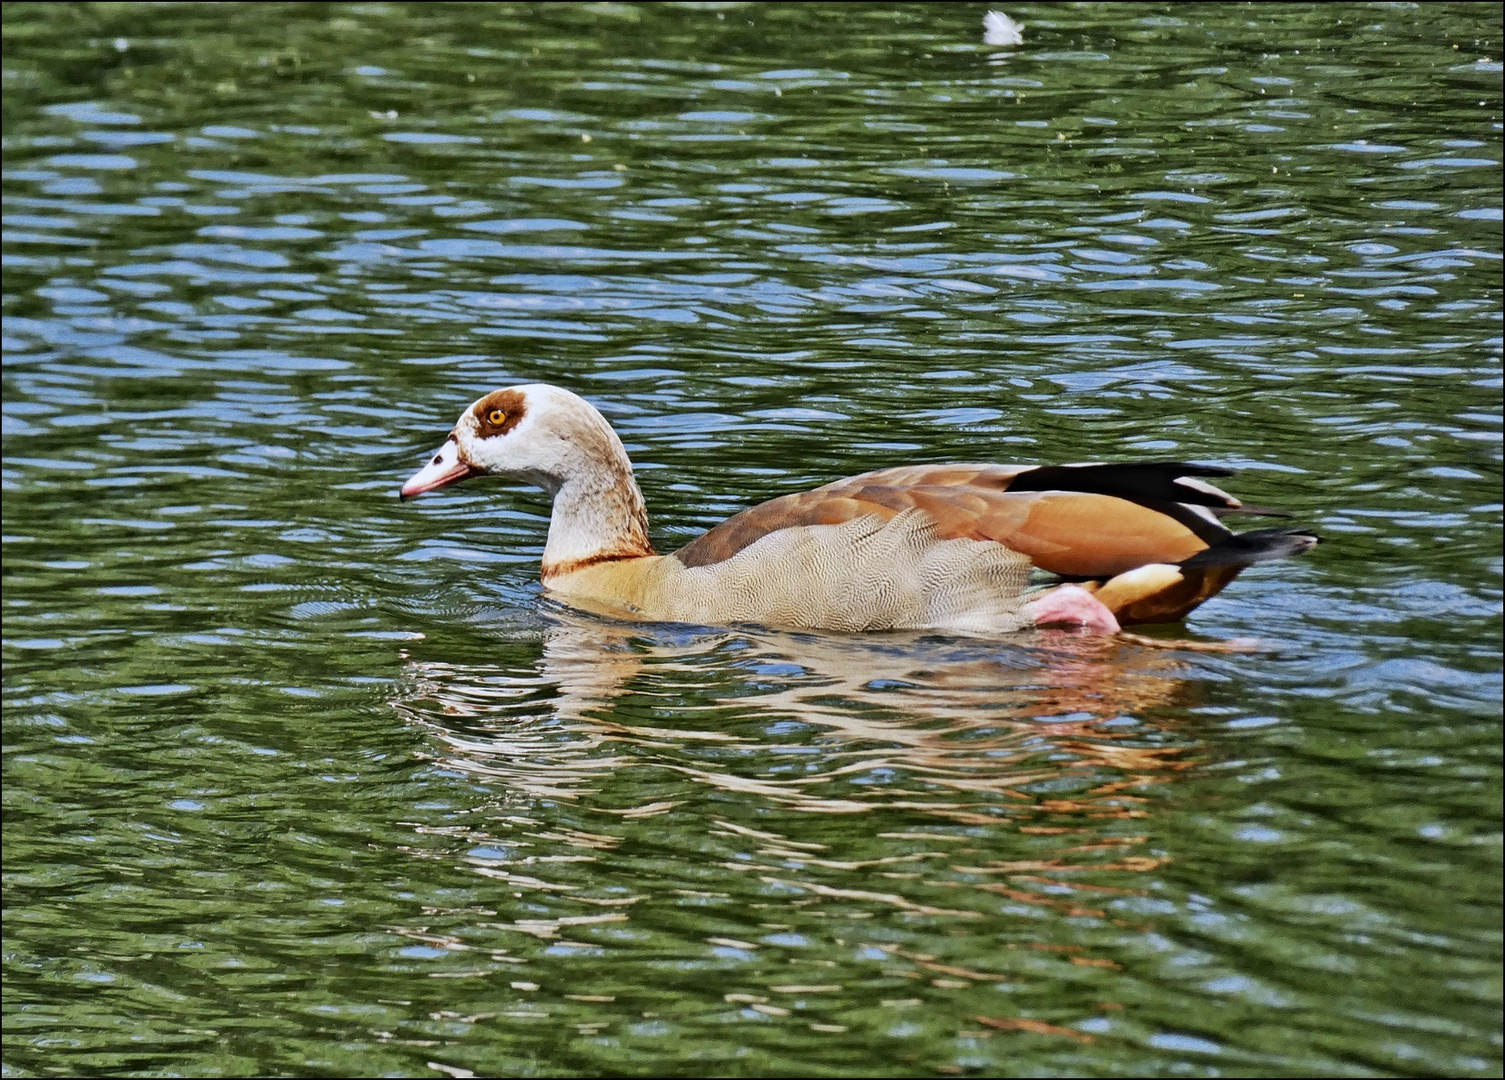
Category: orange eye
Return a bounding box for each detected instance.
[488,409,506,425]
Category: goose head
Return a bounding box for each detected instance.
[399,383,655,577]
[399,384,635,500]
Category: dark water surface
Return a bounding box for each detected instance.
[3,3,1501,1076]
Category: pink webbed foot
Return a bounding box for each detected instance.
[1023,584,1121,634]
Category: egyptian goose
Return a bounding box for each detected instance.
[400,384,1318,635]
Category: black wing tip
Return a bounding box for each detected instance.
[1005,461,1239,508]
[1180,528,1321,569]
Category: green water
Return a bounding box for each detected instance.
[3,3,1501,1076]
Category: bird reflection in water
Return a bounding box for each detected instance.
[392,610,1201,933]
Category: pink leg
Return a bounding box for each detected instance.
[1023,584,1120,634]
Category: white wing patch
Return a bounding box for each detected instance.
[1173,476,1241,506]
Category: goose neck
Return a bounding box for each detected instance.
[541,469,655,580]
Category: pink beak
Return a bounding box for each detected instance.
[400,436,476,500]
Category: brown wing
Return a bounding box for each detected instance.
[673,462,1238,578]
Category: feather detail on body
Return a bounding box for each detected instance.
[551,509,1037,634]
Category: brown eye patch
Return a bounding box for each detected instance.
[471,389,527,437]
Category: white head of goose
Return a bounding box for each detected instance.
[400,384,1319,636]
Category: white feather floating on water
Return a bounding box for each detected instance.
[982,10,1024,47]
